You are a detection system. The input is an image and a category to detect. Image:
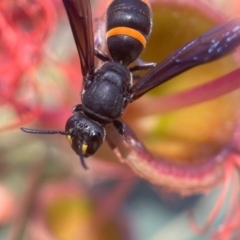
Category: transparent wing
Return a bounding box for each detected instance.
[131,18,240,100]
[63,0,95,76]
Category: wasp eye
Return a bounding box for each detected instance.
[84,133,103,157]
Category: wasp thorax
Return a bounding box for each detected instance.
[65,112,106,157]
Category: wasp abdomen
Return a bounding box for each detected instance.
[106,0,152,66]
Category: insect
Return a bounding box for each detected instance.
[21,0,240,169]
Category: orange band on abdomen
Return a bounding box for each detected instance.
[106,27,146,47]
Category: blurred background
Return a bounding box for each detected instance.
[0,0,240,239]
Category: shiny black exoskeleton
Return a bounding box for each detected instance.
[82,62,131,123]
[106,0,152,65]
[21,0,240,169]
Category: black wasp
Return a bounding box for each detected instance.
[21,0,240,169]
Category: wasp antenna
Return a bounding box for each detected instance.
[20,127,69,135]
[78,149,88,170]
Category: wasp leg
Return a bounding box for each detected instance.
[94,17,110,62]
[72,104,83,113]
[129,62,156,72]
[132,74,141,81]
[94,17,104,48]
[94,48,111,62]
[113,119,126,137]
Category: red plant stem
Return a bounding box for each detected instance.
[188,155,235,234]
[138,67,240,116]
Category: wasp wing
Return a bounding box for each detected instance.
[130,18,240,100]
[63,0,95,76]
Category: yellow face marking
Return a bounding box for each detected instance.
[67,135,72,145]
[81,144,88,155]
[106,27,146,47]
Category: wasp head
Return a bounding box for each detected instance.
[65,112,106,168]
